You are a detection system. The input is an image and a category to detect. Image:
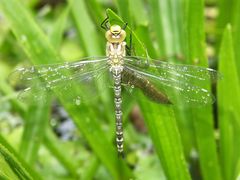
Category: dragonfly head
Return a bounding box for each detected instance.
[105,25,126,43]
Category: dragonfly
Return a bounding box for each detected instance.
[10,19,220,158]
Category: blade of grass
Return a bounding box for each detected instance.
[85,0,105,29]
[129,0,157,57]
[70,0,102,56]
[168,0,196,163]
[49,4,71,49]
[128,0,148,26]
[184,1,222,180]
[19,3,70,165]
[19,99,51,164]
[0,0,133,179]
[45,4,80,177]
[43,130,78,178]
[217,0,240,78]
[81,156,99,180]
[0,143,34,180]
[231,1,240,78]
[0,134,41,179]
[45,5,79,176]
[218,25,240,180]
[148,0,167,57]
[114,0,131,24]
[145,0,192,179]
[140,102,191,180]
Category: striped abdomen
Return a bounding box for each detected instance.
[112,70,124,157]
[122,68,172,104]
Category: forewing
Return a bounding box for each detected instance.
[124,56,220,105]
[9,57,110,105]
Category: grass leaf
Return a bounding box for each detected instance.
[0,135,41,179]
[218,24,240,180]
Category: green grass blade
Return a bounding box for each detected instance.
[148,0,167,56]
[85,0,105,27]
[218,25,240,180]
[0,143,33,180]
[19,4,70,165]
[129,0,157,58]
[114,0,130,23]
[49,4,71,49]
[217,0,240,78]
[19,100,51,164]
[129,0,148,26]
[43,131,78,177]
[231,1,240,77]
[70,0,103,56]
[0,1,59,65]
[0,135,42,179]
[140,103,191,180]
[81,156,100,180]
[184,1,222,180]
[45,5,80,176]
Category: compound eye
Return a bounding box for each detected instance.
[110,25,121,35]
[105,25,126,43]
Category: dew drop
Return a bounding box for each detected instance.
[30,66,35,73]
[183,66,188,71]
[46,82,51,88]
[20,35,27,44]
[75,96,81,106]
[64,62,69,69]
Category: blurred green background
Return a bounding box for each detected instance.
[0,0,240,179]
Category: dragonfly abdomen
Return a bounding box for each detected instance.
[112,69,124,157]
[122,68,172,104]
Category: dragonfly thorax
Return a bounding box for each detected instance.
[106,41,126,73]
[106,25,126,73]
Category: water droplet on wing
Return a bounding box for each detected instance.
[20,35,27,44]
[74,96,81,106]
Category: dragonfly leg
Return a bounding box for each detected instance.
[122,22,128,30]
[101,16,110,30]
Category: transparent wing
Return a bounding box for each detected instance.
[124,56,221,105]
[9,57,108,84]
[9,57,110,104]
